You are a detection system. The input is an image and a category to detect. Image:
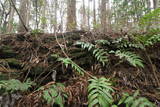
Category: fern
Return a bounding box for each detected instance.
[58,57,85,75]
[139,8,160,28]
[93,49,108,66]
[39,83,67,107]
[135,34,160,47]
[76,41,95,51]
[113,38,144,49]
[88,77,114,107]
[95,40,111,45]
[0,79,34,93]
[76,41,108,66]
[115,50,144,68]
[144,34,160,46]
[51,54,85,75]
[118,91,156,107]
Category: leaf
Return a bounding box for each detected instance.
[88,77,114,107]
[88,99,99,107]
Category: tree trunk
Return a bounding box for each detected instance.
[153,0,159,9]
[147,0,151,11]
[7,0,16,33]
[100,0,107,33]
[87,0,90,30]
[54,0,58,33]
[41,0,47,30]
[66,0,76,31]
[17,0,29,32]
[81,0,87,30]
[93,0,97,28]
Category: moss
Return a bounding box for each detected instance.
[30,66,45,75]
[5,58,22,69]
[0,69,21,80]
[0,45,17,58]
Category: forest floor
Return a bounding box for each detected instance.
[0,30,160,106]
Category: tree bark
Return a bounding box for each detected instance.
[7,0,16,33]
[87,0,90,30]
[81,0,87,30]
[100,0,107,33]
[153,0,159,9]
[54,0,58,33]
[93,0,97,27]
[17,0,29,32]
[66,0,77,31]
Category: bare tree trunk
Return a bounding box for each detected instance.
[66,0,76,31]
[81,0,87,30]
[41,0,46,30]
[100,0,107,33]
[17,0,29,32]
[153,0,159,9]
[93,0,96,26]
[87,0,90,30]
[7,0,16,33]
[147,0,151,10]
[0,0,11,33]
[54,0,58,33]
[106,0,111,31]
[59,1,65,32]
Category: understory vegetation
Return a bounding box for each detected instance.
[0,27,160,107]
[0,0,160,106]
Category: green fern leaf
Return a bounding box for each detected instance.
[88,77,114,107]
[115,50,144,68]
[40,83,66,107]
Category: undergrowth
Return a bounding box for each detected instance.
[0,29,160,106]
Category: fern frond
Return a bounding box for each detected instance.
[76,41,108,66]
[88,77,114,107]
[115,50,144,68]
[93,49,108,66]
[135,34,160,47]
[118,91,156,107]
[113,38,144,49]
[139,8,160,28]
[76,41,95,51]
[39,83,66,107]
[95,40,111,45]
[0,79,34,93]
[58,57,85,75]
[145,34,160,46]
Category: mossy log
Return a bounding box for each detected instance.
[0,45,17,58]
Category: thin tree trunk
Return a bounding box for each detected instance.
[54,0,58,33]
[153,0,158,9]
[17,0,29,32]
[100,0,107,33]
[81,0,87,30]
[41,0,46,30]
[66,0,77,31]
[87,0,90,30]
[7,0,16,33]
[93,0,96,26]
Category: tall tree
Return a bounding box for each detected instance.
[17,0,29,32]
[87,0,91,30]
[66,0,76,31]
[153,0,159,9]
[7,0,16,33]
[54,0,58,33]
[41,0,47,30]
[100,0,107,33]
[93,0,96,26]
[81,0,87,30]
